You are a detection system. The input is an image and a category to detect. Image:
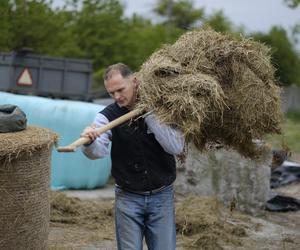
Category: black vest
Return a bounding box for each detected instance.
[100,103,176,191]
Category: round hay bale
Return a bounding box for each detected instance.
[136,28,282,158]
[0,126,57,250]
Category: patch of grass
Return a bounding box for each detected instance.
[266,112,300,153]
[286,110,300,122]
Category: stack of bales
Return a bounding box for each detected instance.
[0,127,57,249]
[136,28,282,157]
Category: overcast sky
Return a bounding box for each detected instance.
[53,0,300,33]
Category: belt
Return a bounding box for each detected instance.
[116,184,171,196]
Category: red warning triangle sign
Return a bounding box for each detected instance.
[17,68,33,86]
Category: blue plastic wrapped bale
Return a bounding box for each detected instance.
[0,91,111,190]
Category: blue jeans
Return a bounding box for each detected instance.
[114,185,176,250]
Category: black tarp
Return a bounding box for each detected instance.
[271,161,300,189]
[267,159,300,212]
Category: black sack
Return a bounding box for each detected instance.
[0,104,27,132]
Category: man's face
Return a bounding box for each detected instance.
[105,72,138,108]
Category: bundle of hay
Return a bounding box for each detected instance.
[0,126,57,249]
[136,28,282,157]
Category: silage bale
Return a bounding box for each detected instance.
[136,28,282,158]
[0,91,111,189]
[0,126,57,250]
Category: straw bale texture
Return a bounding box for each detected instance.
[136,28,282,158]
[0,126,57,250]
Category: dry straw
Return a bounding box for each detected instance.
[0,126,57,249]
[50,191,114,232]
[176,196,246,249]
[49,193,248,249]
[0,126,58,162]
[136,28,282,158]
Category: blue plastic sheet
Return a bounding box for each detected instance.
[0,91,111,190]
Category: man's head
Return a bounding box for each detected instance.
[103,63,139,108]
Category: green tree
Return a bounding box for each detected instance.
[74,0,124,68]
[0,0,81,56]
[92,13,183,89]
[252,27,300,86]
[283,0,300,45]
[292,23,300,44]
[120,15,182,70]
[73,0,131,89]
[154,0,204,29]
[75,0,183,89]
[284,0,300,8]
[0,1,12,51]
[203,10,233,33]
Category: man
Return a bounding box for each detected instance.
[81,63,184,250]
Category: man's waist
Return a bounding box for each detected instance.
[115,183,173,196]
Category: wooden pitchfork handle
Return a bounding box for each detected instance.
[56,109,141,153]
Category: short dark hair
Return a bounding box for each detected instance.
[103,63,133,81]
